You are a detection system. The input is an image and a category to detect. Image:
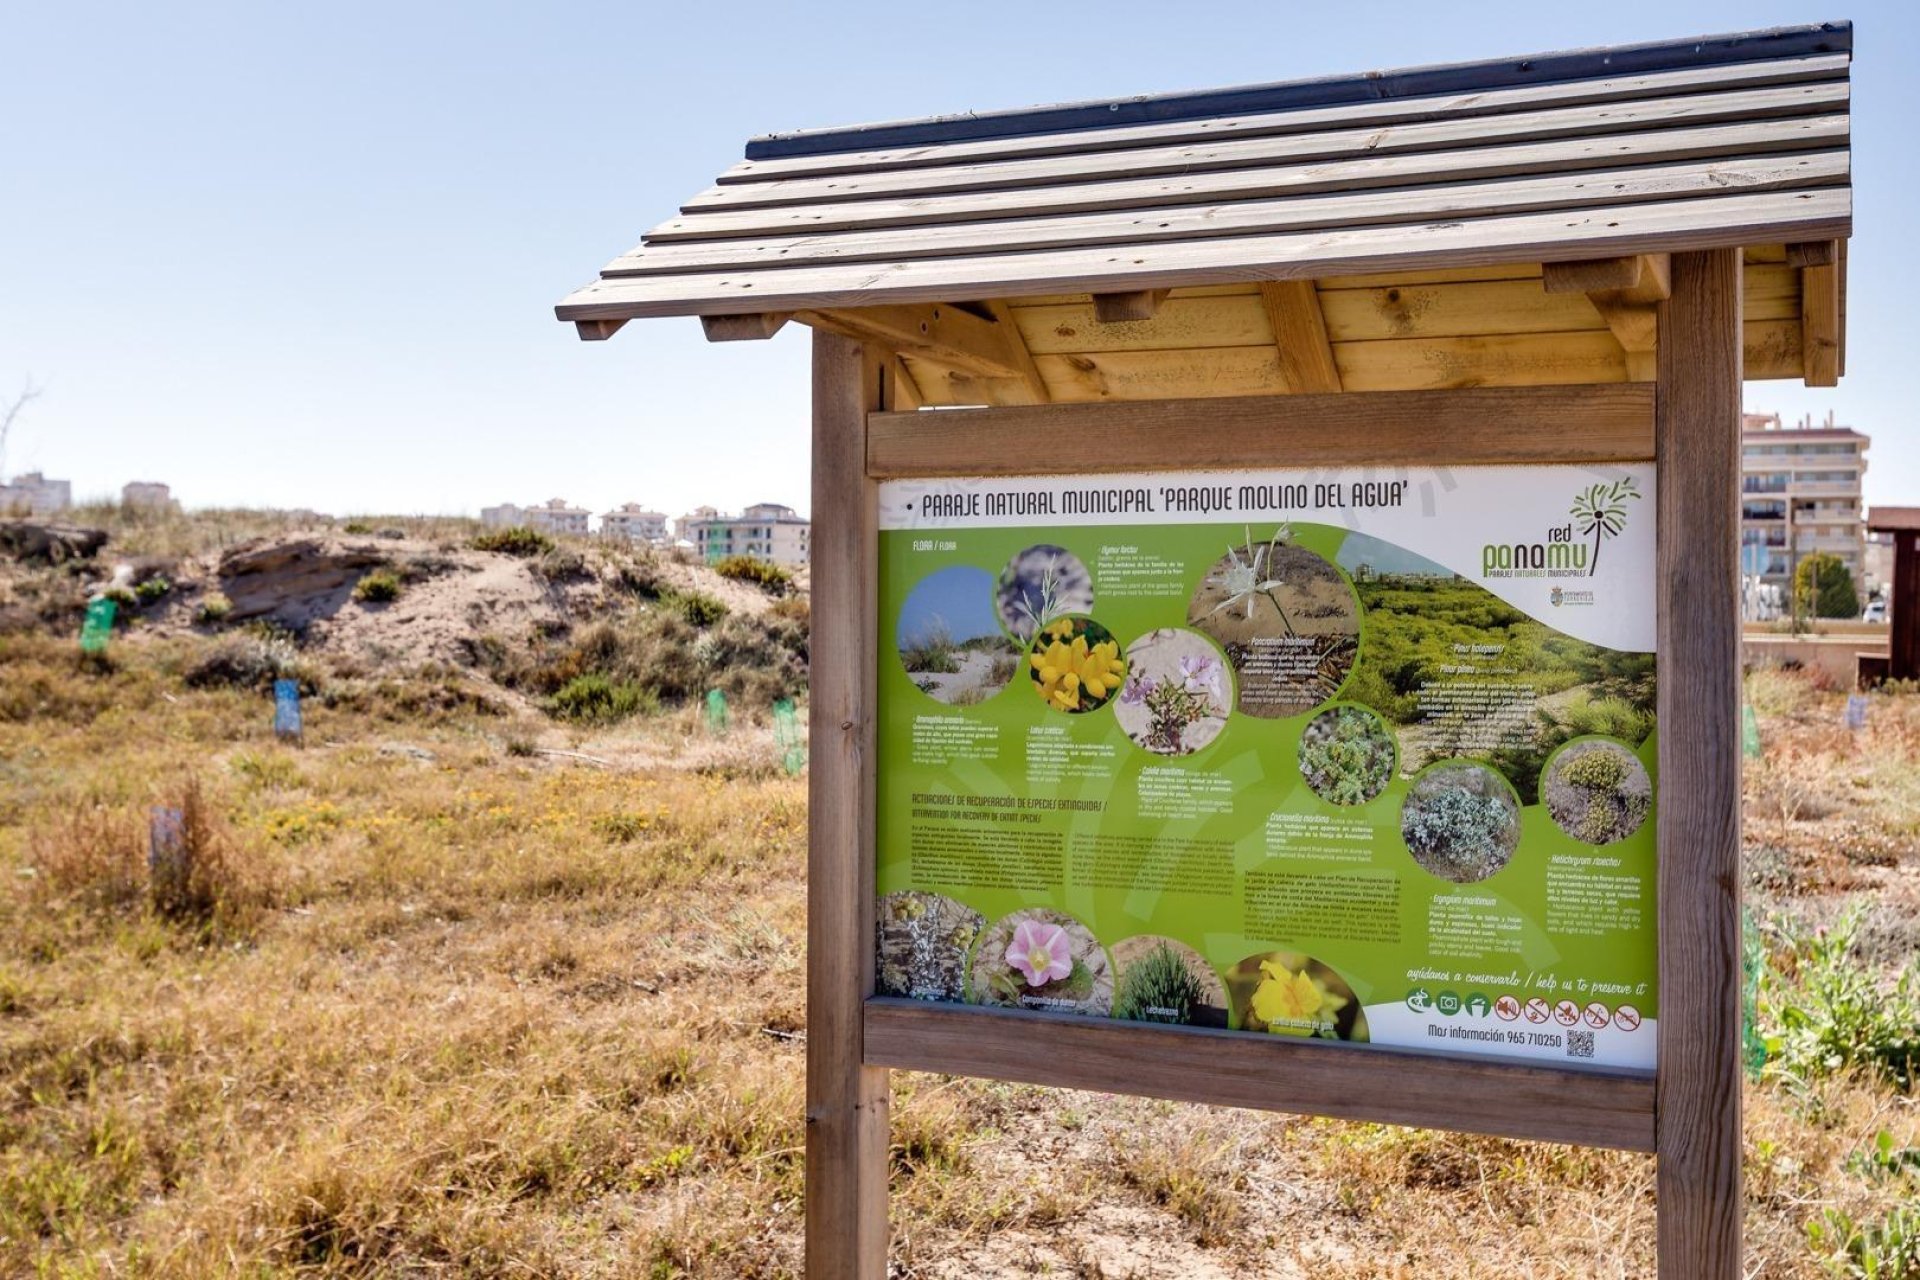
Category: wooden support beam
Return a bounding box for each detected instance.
[802,304,1032,386]
[867,384,1654,476]
[1092,288,1170,322]
[573,318,627,341]
[1785,239,1838,268]
[1801,259,1840,387]
[1544,253,1670,302]
[702,312,790,341]
[1655,247,1744,1280]
[806,331,889,1280]
[1257,280,1342,393]
[982,300,1051,403]
[885,355,924,410]
[867,999,1654,1152]
[1548,254,1669,382]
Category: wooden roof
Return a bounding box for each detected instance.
[556,23,1852,403]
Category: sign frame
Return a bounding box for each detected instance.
[806,250,1742,1277]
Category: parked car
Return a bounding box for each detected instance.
[1863,599,1888,624]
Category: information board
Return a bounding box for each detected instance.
[876,464,1658,1070]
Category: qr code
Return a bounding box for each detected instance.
[1566,1029,1596,1059]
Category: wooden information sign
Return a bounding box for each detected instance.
[556,22,1854,1278]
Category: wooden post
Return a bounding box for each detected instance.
[1891,531,1918,682]
[1654,248,1744,1279]
[806,329,889,1279]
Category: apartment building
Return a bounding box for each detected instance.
[1740,411,1869,599]
[524,498,591,536]
[0,472,72,516]
[676,502,810,567]
[480,499,591,535]
[601,503,670,545]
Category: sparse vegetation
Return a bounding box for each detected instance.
[351,568,402,603]
[713,554,793,595]
[470,524,554,557]
[195,590,232,624]
[1,521,1917,1276]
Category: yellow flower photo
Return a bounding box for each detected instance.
[1227,951,1369,1041]
[1027,617,1127,714]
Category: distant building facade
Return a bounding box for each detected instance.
[524,498,591,536]
[601,503,670,544]
[676,502,810,566]
[480,499,590,535]
[121,481,175,512]
[1741,411,1869,602]
[0,472,72,516]
[480,503,525,529]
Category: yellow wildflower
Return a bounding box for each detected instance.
[1029,624,1127,713]
[1250,958,1348,1035]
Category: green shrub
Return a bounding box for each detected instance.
[549,674,658,724]
[713,555,792,595]
[1400,766,1519,882]
[133,576,172,604]
[1113,942,1206,1024]
[471,526,554,557]
[1760,912,1920,1092]
[1808,1204,1920,1279]
[660,587,728,628]
[1298,706,1395,806]
[196,592,233,625]
[531,545,590,583]
[341,520,374,535]
[352,570,402,603]
[1562,749,1628,791]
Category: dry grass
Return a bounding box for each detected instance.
[1,630,1916,1276]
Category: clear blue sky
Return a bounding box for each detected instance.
[2,2,1913,518]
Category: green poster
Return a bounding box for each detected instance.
[79,597,116,653]
[875,464,1657,1072]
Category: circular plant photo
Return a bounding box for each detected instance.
[1114,628,1232,756]
[1226,950,1369,1040]
[1187,525,1358,718]
[1543,739,1652,846]
[1298,704,1396,806]
[970,908,1112,1016]
[1400,761,1523,883]
[895,565,1021,706]
[1110,935,1229,1027]
[875,891,986,1003]
[996,544,1094,644]
[1028,617,1127,714]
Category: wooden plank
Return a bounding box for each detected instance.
[1015,294,1272,355]
[806,331,889,1280]
[1319,262,1542,288]
[701,312,790,341]
[574,318,626,341]
[687,83,1850,212]
[1800,260,1840,386]
[557,188,1853,322]
[616,153,1847,276]
[866,384,1655,475]
[641,119,1848,245]
[1259,280,1341,392]
[724,55,1850,182]
[1092,289,1169,322]
[1745,317,1803,380]
[1785,239,1838,267]
[865,999,1654,1152]
[1655,248,1744,1280]
[1336,331,1626,392]
[1743,262,1801,322]
[1318,278,1606,342]
[800,303,1030,383]
[748,25,1851,159]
